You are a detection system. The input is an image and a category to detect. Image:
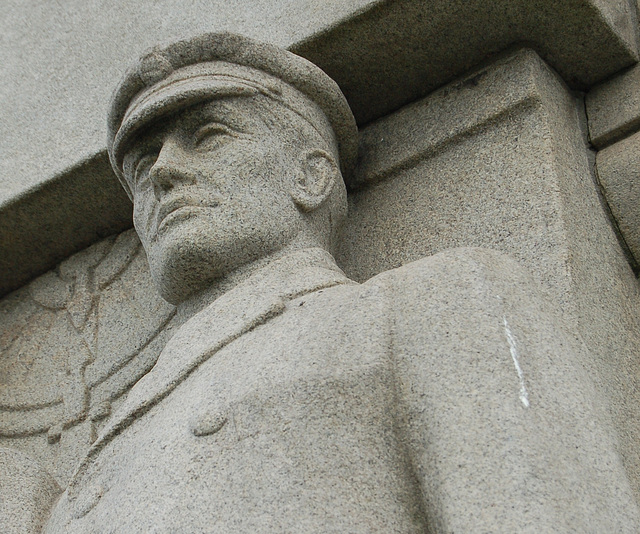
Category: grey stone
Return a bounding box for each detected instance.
[587,63,640,149]
[104,33,353,304]
[0,0,372,299]
[296,0,639,125]
[0,0,376,204]
[1,0,639,298]
[340,47,596,308]
[595,131,640,261]
[0,152,133,298]
[44,247,640,533]
[0,229,175,486]
[13,34,636,532]
[338,46,640,503]
[106,32,358,188]
[0,448,60,534]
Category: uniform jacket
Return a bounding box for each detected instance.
[45,247,640,533]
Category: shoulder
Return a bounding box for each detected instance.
[360,247,558,341]
[364,247,536,297]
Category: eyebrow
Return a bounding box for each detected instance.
[123,97,261,160]
[181,99,257,131]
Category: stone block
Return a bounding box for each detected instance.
[339,48,582,307]
[596,131,640,260]
[0,0,376,204]
[587,63,640,149]
[2,0,636,203]
[297,0,639,125]
[1,0,638,297]
[337,48,640,499]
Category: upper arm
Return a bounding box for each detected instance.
[375,247,640,533]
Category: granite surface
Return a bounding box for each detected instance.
[3,8,640,531]
[0,448,60,534]
[338,48,640,502]
[1,0,639,297]
[5,34,640,531]
[596,131,640,261]
[587,63,640,148]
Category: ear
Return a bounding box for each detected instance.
[290,149,339,212]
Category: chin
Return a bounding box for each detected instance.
[141,210,300,303]
[146,231,262,305]
[148,247,223,305]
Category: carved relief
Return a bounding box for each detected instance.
[0,229,175,484]
[3,30,640,534]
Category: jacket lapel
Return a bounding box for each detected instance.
[68,249,351,493]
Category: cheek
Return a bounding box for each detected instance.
[131,195,155,247]
[218,142,279,184]
[239,148,292,202]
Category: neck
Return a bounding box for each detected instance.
[174,240,325,323]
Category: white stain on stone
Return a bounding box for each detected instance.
[503,316,530,408]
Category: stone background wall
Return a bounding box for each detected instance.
[2,0,638,296]
[0,230,176,484]
[4,0,640,507]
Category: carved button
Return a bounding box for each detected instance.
[72,484,104,519]
[47,424,63,444]
[189,410,227,437]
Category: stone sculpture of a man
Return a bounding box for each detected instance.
[43,33,640,532]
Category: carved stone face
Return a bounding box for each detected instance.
[122,97,304,303]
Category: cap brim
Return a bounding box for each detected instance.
[112,76,261,177]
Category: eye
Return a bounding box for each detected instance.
[193,123,237,149]
[131,153,158,189]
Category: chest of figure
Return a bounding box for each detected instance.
[47,286,426,533]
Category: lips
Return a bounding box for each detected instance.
[155,195,221,235]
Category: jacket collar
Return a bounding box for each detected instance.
[68,248,352,494]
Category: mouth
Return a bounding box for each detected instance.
[155,196,221,235]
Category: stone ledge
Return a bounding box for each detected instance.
[294,0,639,125]
[0,153,132,297]
[353,48,547,189]
[337,47,582,298]
[1,0,638,297]
[587,63,640,149]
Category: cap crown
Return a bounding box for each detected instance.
[107,32,358,191]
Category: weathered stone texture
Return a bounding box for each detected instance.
[0,153,132,299]
[338,48,640,498]
[596,131,640,262]
[2,0,636,203]
[297,0,639,125]
[0,230,175,486]
[0,0,376,203]
[3,46,639,529]
[43,248,640,533]
[2,4,640,530]
[1,0,638,299]
[0,448,60,534]
[587,63,640,148]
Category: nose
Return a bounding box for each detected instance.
[148,141,193,199]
